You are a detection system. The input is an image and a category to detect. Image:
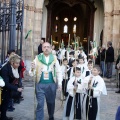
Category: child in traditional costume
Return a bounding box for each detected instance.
[84,66,107,120]
[61,58,69,99]
[77,56,87,78]
[68,51,75,67]
[79,47,87,65]
[63,67,84,120]
[85,60,93,77]
[67,59,79,80]
[82,60,94,120]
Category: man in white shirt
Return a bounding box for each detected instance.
[30,42,62,120]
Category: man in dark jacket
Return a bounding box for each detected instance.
[38,39,44,54]
[106,41,114,78]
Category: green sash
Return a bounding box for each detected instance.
[37,53,54,70]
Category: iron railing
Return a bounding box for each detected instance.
[0,0,24,64]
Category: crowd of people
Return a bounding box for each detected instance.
[35,41,110,120]
[37,40,120,120]
[0,39,120,120]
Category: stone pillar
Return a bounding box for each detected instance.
[103,0,113,46]
[9,0,17,50]
[46,6,52,42]
[22,0,35,61]
[33,0,44,54]
[112,0,120,60]
[22,0,44,61]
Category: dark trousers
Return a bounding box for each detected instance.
[1,90,10,120]
[35,83,57,120]
[100,61,106,77]
[62,79,68,97]
[106,62,113,78]
[118,73,120,89]
[86,97,98,120]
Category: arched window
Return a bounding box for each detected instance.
[63,25,68,33]
[74,17,77,21]
[64,18,68,22]
[73,24,76,33]
[55,24,58,32]
[56,16,59,20]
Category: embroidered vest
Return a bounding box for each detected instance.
[35,55,57,83]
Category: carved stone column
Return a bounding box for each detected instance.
[103,0,113,46]
[46,6,52,42]
[112,0,120,59]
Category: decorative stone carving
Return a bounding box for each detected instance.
[112,10,120,16]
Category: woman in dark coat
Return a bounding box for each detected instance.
[1,54,23,120]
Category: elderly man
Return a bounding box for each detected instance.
[30,42,62,120]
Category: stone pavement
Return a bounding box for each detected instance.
[7,77,120,120]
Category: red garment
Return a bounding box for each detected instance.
[20,60,26,78]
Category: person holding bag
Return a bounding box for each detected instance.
[0,54,23,120]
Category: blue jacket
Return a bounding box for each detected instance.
[116,106,120,120]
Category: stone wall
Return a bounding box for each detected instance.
[0,0,119,62]
[22,0,120,64]
[23,0,44,70]
[103,0,120,60]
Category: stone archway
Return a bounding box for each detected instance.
[46,0,96,49]
[46,0,96,43]
[23,0,120,60]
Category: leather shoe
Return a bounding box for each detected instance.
[7,106,15,112]
[107,77,112,79]
[6,117,13,120]
[49,117,54,120]
[115,90,120,93]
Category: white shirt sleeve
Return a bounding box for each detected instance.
[0,78,5,87]
[29,57,37,76]
[55,59,62,86]
[93,76,107,98]
[67,77,75,97]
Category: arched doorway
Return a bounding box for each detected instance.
[46,0,96,49]
[41,0,104,52]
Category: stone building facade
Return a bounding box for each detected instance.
[0,0,119,64]
[22,0,120,62]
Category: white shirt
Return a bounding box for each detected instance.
[61,65,69,79]
[45,56,49,64]
[70,67,74,78]
[52,50,56,56]
[11,66,19,78]
[59,48,66,60]
[0,77,5,87]
[67,76,84,97]
[77,64,88,78]
[83,75,107,97]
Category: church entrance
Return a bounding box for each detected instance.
[41,0,104,53]
[46,0,96,50]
